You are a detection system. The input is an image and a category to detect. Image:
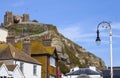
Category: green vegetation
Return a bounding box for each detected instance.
[83,57,89,64]
[5,24,45,36]
[64,44,85,68]
[46,24,56,30]
[4,23,106,72]
[46,24,59,35]
[58,61,70,75]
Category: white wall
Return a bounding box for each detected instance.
[15,61,41,78]
[0,28,8,42]
[13,66,25,78]
[0,64,9,76]
[89,75,102,78]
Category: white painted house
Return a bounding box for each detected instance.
[0,28,8,42]
[6,64,25,78]
[0,62,9,77]
[64,66,102,78]
[0,62,24,78]
[0,43,42,78]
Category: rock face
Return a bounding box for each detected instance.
[4,23,106,74]
[50,29,106,70]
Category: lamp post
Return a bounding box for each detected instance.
[95,21,113,78]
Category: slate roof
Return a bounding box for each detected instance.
[103,70,120,76]
[108,67,120,70]
[66,68,101,75]
[0,43,41,65]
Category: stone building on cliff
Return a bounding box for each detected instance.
[4,11,30,26]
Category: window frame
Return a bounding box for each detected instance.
[20,62,24,73]
[33,64,37,75]
[50,75,55,78]
[50,56,56,67]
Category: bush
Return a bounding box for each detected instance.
[58,61,70,74]
[64,44,84,67]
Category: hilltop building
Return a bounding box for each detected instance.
[1,11,59,78]
[4,11,30,26]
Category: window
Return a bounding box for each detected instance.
[3,76,7,78]
[50,56,55,67]
[50,75,55,78]
[20,62,24,72]
[33,65,37,75]
[0,76,9,78]
[7,77,14,78]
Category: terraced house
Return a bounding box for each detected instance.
[0,11,59,78]
[14,34,59,78]
[0,32,42,78]
[0,62,24,78]
[31,36,59,78]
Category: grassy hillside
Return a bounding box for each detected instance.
[4,23,106,74]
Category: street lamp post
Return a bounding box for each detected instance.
[95,21,113,78]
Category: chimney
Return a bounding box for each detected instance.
[22,38,31,55]
[6,31,15,45]
[42,34,52,46]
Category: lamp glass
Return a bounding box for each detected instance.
[96,37,101,46]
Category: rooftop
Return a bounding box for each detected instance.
[15,41,55,55]
[0,43,41,65]
[66,68,101,75]
[103,69,120,76]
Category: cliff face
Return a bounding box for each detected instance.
[50,28,106,70]
[4,23,106,74]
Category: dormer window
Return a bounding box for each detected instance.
[50,56,55,67]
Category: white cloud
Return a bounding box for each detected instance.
[58,22,120,46]
[58,23,82,40]
[111,22,120,38]
[113,34,120,38]
[58,23,111,45]
[112,22,120,30]
[58,23,95,42]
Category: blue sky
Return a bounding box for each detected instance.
[0,0,120,66]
